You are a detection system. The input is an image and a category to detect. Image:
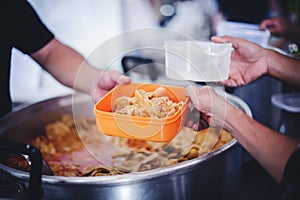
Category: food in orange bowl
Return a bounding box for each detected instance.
[94,83,190,142]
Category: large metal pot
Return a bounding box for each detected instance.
[0,92,251,200]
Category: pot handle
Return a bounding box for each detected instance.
[0,139,43,200]
[121,56,160,81]
[121,56,154,73]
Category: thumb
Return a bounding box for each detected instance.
[108,71,131,85]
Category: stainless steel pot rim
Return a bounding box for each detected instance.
[0,138,236,186]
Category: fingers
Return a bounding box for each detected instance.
[185,85,215,115]
[211,36,228,44]
[92,71,131,102]
[222,66,247,87]
[211,35,237,45]
[222,79,238,87]
[212,36,250,51]
[185,85,226,131]
[185,86,212,131]
[185,108,209,131]
[259,19,274,30]
[108,70,131,85]
[99,70,131,91]
[118,75,131,85]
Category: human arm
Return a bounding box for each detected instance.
[31,38,131,102]
[211,36,300,88]
[185,85,299,183]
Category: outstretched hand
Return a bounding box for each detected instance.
[259,17,291,37]
[92,70,131,102]
[184,85,228,131]
[211,36,268,87]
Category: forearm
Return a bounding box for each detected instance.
[265,48,300,87]
[224,102,299,182]
[31,39,100,94]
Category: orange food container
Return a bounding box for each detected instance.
[94,83,190,142]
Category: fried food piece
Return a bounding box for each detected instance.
[113,88,183,118]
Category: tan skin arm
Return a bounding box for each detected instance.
[185,85,299,183]
[266,48,300,87]
[223,96,298,183]
[186,36,300,182]
[31,38,131,101]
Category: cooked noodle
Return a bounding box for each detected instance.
[113,89,184,118]
[3,114,233,177]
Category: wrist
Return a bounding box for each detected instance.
[263,48,277,77]
[89,69,103,102]
[223,102,245,133]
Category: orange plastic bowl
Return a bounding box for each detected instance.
[94,83,190,142]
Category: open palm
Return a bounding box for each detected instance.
[211,36,268,87]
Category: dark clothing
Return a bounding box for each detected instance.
[217,0,270,24]
[0,0,54,117]
[281,146,300,200]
